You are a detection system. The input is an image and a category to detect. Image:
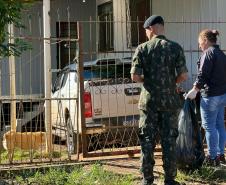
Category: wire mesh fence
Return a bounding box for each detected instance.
[0,0,226,167]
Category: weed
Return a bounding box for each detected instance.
[177,166,226,184]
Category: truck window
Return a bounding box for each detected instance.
[61,72,69,88]
[52,73,64,93]
[74,72,77,82]
[84,63,131,80]
[52,71,70,93]
[84,69,99,80]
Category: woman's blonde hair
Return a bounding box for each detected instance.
[199,29,219,43]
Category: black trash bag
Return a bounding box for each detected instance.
[176,99,205,171]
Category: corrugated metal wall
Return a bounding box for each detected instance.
[152,0,226,89]
[0,0,96,96]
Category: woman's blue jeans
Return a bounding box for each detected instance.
[200,93,226,159]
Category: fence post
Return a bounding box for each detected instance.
[8,24,17,132]
[43,0,52,154]
[77,22,87,158]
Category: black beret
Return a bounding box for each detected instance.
[143,15,164,29]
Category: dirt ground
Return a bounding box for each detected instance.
[101,154,164,185]
[94,152,226,185]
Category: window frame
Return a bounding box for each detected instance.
[56,22,78,69]
[97,1,114,52]
[126,0,150,48]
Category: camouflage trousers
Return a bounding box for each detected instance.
[138,109,179,181]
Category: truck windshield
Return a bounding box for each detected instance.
[52,71,70,93]
[52,72,64,93]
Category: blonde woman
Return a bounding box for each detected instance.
[186,29,226,166]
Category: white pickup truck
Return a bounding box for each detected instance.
[51,58,142,152]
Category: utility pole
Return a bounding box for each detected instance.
[8,24,17,132]
[43,0,52,153]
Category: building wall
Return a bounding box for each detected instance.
[1,2,44,96]
[0,0,96,96]
[51,0,97,65]
[96,0,226,89]
[152,0,226,89]
[96,0,151,59]
[1,0,226,96]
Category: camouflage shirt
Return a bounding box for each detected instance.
[130,35,188,111]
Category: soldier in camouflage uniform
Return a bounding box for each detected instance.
[130,15,188,185]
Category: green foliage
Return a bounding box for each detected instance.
[0,0,32,57]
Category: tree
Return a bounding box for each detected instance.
[0,0,33,135]
[0,0,31,57]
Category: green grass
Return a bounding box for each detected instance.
[2,163,226,185]
[1,152,226,185]
[175,166,226,184]
[155,166,226,184]
[189,166,226,182]
[14,163,134,185]
[0,149,65,163]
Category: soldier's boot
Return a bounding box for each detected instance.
[141,176,154,185]
[164,180,181,185]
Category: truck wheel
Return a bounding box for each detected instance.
[65,115,76,154]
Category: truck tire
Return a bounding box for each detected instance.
[65,114,76,155]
